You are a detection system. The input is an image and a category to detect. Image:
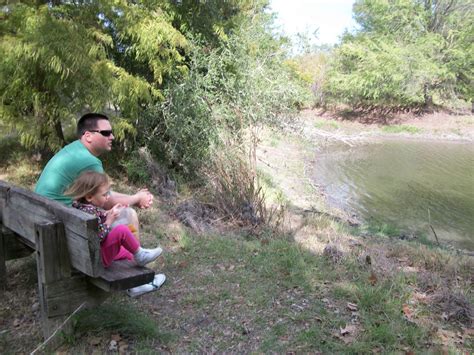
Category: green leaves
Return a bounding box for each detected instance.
[323,0,474,110]
[0,1,187,150]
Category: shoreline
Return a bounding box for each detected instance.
[300,111,474,256]
[297,108,474,144]
[260,111,474,254]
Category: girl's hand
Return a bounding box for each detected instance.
[105,204,123,225]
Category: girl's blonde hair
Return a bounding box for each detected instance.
[64,171,110,202]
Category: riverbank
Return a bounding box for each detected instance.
[255,111,473,351]
[1,111,473,353]
[297,109,474,143]
[282,109,474,252]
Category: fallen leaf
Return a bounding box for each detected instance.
[413,292,428,303]
[228,264,235,271]
[347,302,358,311]
[340,324,357,336]
[462,327,474,336]
[119,344,129,354]
[335,324,358,344]
[88,336,102,346]
[402,304,413,319]
[369,272,377,285]
[437,329,457,346]
[178,261,188,269]
[109,339,118,351]
[365,255,372,265]
[402,304,411,316]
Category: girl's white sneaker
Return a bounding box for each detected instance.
[127,274,166,298]
[134,247,163,266]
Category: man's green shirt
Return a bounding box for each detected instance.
[35,140,103,206]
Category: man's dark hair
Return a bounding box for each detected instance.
[77,113,109,138]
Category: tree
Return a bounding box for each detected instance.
[0,1,187,151]
[323,0,474,111]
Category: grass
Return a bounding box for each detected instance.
[2,122,473,353]
[73,233,458,352]
[3,188,471,354]
[381,125,421,134]
[73,302,160,339]
[314,119,340,130]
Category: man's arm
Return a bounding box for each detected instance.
[104,189,153,210]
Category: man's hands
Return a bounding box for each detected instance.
[104,189,154,210]
[135,188,154,209]
[105,203,125,226]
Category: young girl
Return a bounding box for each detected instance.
[65,171,162,268]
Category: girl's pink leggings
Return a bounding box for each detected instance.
[100,224,139,268]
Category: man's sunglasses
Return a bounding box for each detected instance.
[88,130,113,137]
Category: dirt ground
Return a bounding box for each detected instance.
[1,109,473,353]
[299,108,474,141]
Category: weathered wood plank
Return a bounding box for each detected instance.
[1,182,102,277]
[3,188,97,237]
[90,260,155,292]
[0,224,6,290]
[35,222,71,284]
[1,182,97,230]
[43,278,89,318]
[0,182,7,224]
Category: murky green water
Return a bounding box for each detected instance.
[313,138,474,250]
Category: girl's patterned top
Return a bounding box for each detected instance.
[72,201,111,242]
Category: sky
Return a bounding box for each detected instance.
[269,0,357,46]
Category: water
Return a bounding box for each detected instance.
[313,138,474,250]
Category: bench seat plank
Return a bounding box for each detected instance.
[89,260,155,292]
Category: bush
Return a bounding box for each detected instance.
[121,150,151,185]
[140,16,308,178]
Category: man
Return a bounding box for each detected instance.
[35,113,153,238]
[35,112,152,236]
[35,113,166,297]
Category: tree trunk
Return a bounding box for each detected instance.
[423,83,433,109]
[54,118,65,145]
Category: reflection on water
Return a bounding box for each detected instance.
[313,138,474,250]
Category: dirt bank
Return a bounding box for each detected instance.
[298,109,474,142]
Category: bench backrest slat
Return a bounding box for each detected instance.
[0,180,103,277]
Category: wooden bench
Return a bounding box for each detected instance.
[0,180,155,346]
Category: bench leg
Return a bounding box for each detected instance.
[35,222,108,343]
[0,225,6,290]
[0,224,35,291]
